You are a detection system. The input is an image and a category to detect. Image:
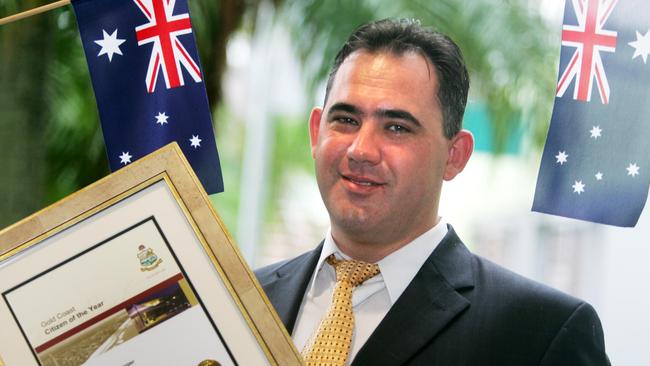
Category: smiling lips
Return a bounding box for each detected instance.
[341,173,386,191]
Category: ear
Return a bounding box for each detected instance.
[309,107,323,159]
[443,129,474,181]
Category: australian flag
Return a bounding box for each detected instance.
[533,0,650,227]
[71,0,224,194]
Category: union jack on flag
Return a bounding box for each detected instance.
[556,0,618,104]
[134,0,202,93]
[72,0,224,194]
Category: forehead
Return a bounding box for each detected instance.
[327,50,439,110]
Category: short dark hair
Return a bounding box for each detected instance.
[324,18,469,139]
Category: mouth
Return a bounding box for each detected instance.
[341,174,385,188]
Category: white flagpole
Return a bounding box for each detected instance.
[0,0,70,26]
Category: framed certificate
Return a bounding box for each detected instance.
[0,143,303,366]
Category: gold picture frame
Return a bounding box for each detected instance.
[0,143,302,366]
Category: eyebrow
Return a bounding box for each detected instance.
[376,109,422,128]
[327,102,422,127]
[327,102,364,118]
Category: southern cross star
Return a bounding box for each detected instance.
[572,180,585,194]
[590,126,602,139]
[627,163,640,177]
[555,151,568,165]
[190,135,202,148]
[119,151,132,165]
[155,112,169,125]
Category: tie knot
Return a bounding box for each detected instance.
[327,254,380,287]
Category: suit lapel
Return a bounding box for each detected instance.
[258,243,322,334]
[352,227,474,365]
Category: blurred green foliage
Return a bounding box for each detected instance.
[46,8,108,202]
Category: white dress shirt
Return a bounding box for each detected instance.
[292,220,449,364]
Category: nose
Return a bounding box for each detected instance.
[346,124,381,165]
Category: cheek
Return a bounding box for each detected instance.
[393,146,447,186]
[314,140,344,187]
[315,137,348,167]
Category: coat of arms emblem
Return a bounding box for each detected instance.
[137,244,162,271]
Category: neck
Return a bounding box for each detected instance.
[331,217,440,263]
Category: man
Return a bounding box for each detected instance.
[256,19,608,365]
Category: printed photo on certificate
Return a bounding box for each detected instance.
[3,217,235,366]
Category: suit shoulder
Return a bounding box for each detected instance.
[472,254,584,311]
[254,258,290,280]
[254,249,318,283]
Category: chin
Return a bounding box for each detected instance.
[333,209,381,236]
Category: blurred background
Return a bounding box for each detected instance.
[1,0,648,363]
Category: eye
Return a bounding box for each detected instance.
[333,116,358,126]
[387,124,411,134]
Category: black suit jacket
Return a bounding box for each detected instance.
[255,226,609,365]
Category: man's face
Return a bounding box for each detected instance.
[310,50,469,252]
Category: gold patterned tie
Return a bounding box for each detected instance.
[301,254,380,366]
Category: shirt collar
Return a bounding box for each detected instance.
[313,227,339,278]
[377,220,448,303]
[308,220,448,304]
